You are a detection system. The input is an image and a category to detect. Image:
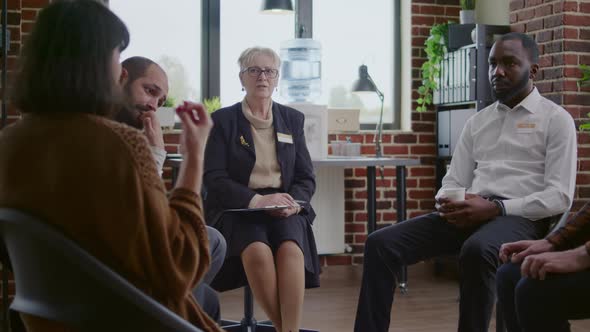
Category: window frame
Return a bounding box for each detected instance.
[202,0,403,130]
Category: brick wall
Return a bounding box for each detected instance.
[0,0,48,313]
[510,0,590,211]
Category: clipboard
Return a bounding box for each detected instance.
[223,200,308,213]
[224,205,291,213]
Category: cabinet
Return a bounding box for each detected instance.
[435,24,510,189]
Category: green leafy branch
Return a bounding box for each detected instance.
[416,22,450,112]
[460,0,476,10]
[577,64,590,131]
[203,96,222,114]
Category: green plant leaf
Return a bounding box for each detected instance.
[416,21,451,112]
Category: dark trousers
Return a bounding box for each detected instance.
[354,213,548,332]
[496,262,590,332]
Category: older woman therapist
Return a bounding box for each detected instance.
[204,46,320,332]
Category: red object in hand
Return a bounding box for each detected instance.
[175,102,200,124]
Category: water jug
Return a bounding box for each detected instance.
[280,38,321,103]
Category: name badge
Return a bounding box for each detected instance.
[277,132,293,144]
[516,122,536,134]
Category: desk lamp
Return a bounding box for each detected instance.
[352,64,385,158]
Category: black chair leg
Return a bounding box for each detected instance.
[221,286,318,332]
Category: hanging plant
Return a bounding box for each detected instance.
[416,22,450,112]
[577,64,590,131]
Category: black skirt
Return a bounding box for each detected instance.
[210,206,320,292]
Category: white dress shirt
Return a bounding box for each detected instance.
[439,87,577,220]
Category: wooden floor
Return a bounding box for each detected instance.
[219,262,590,332]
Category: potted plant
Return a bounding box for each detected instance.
[417,22,450,112]
[460,0,476,24]
[156,96,177,130]
[576,64,590,131]
[203,96,222,114]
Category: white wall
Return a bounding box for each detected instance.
[476,0,510,25]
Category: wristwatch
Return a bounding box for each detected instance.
[492,199,506,216]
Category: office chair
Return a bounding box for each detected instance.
[495,210,571,332]
[0,208,204,332]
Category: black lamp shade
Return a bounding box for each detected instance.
[352,65,378,93]
[261,0,293,13]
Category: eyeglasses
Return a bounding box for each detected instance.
[241,66,279,79]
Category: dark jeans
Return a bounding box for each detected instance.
[496,262,590,332]
[354,213,548,332]
[192,226,227,322]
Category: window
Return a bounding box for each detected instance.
[218,0,294,106]
[312,0,397,129]
[109,0,202,105]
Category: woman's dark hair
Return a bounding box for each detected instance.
[12,0,130,116]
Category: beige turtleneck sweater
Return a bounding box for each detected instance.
[241,99,282,207]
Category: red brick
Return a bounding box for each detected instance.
[525,0,543,6]
[345,223,366,233]
[579,133,590,144]
[412,16,435,26]
[543,40,563,54]
[420,199,437,210]
[324,255,352,266]
[354,213,367,222]
[410,167,435,177]
[164,146,178,154]
[376,201,392,210]
[510,0,525,11]
[354,234,368,243]
[345,201,365,211]
[564,40,590,53]
[536,30,553,43]
[21,9,38,21]
[381,134,392,144]
[581,3,590,13]
[536,81,552,94]
[526,19,544,32]
[22,0,50,8]
[564,14,590,27]
[394,134,417,144]
[581,29,590,41]
[565,94,590,106]
[535,4,552,18]
[345,179,366,188]
[163,133,180,144]
[577,174,590,185]
[410,145,436,155]
[518,8,535,21]
[383,145,409,155]
[419,178,436,188]
[361,145,376,155]
[21,22,34,33]
[510,13,518,24]
[579,160,590,172]
[445,6,460,17]
[420,5,445,16]
[411,122,435,132]
[409,189,436,199]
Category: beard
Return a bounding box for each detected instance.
[113,105,143,129]
[491,70,530,105]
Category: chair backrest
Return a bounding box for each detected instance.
[0,208,203,332]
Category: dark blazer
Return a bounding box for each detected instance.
[203,101,316,226]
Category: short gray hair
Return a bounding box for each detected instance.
[237,47,281,70]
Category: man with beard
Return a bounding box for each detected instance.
[116,56,226,322]
[354,32,577,332]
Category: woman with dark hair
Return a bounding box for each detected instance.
[0,1,222,331]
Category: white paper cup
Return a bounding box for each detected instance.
[439,187,466,202]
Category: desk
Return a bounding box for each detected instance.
[166,155,419,291]
[312,157,420,235]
